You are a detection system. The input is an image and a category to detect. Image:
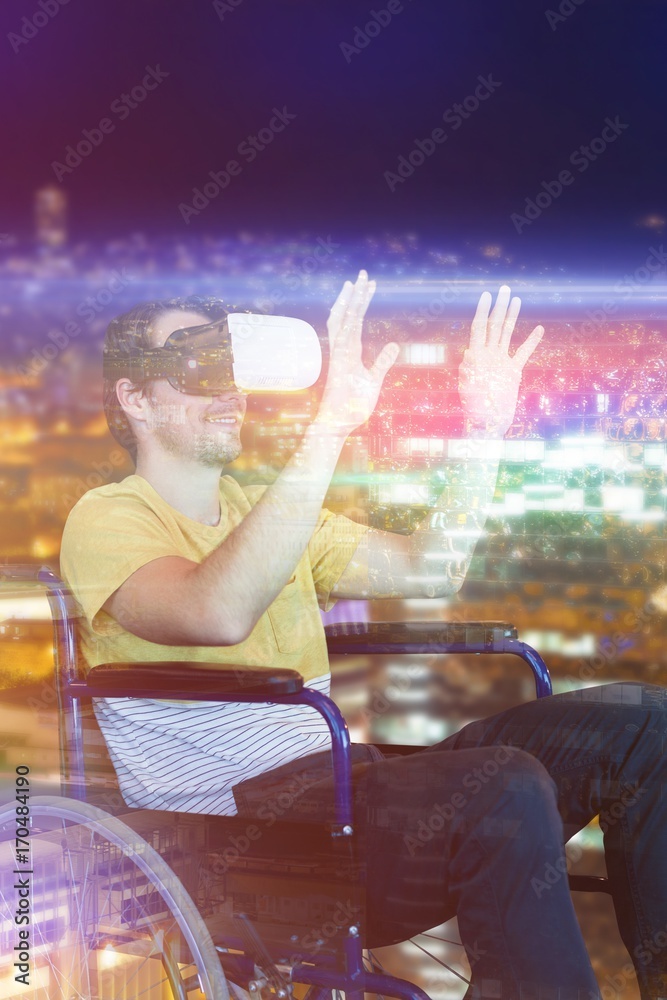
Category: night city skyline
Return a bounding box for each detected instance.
[3,6,667,996]
[1,0,666,270]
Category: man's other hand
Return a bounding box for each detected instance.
[459,284,544,438]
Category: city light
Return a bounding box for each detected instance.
[1,231,667,788]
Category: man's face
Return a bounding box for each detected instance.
[142,309,247,467]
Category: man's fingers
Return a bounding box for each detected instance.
[354,274,376,316]
[328,280,353,336]
[513,324,545,368]
[328,276,362,350]
[329,280,353,316]
[327,271,375,362]
[363,278,377,316]
[488,285,511,346]
[469,290,492,348]
[345,270,370,326]
[342,272,375,355]
[499,296,521,352]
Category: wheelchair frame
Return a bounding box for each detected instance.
[0,564,607,1000]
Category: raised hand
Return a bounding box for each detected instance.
[459,284,544,437]
[317,270,399,434]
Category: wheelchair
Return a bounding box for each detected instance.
[0,565,609,1000]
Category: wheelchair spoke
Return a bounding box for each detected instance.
[365,948,386,973]
[64,819,95,996]
[408,937,471,987]
[416,932,463,948]
[364,944,389,998]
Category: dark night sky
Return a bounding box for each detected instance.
[2,0,666,265]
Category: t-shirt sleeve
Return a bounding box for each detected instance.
[308,509,368,611]
[60,494,181,636]
[241,483,368,611]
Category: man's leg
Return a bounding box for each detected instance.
[427,682,667,999]
[357,745,599,999]
[233,681,667,997]
[234,743,600,997]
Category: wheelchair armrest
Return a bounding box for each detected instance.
[325,620,553,699]
[74,664,353,827]
[325,620,518,653]
[85,661,304,697]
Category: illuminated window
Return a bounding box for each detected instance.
[409,438,429,455]
[402,438,445,457]
[602,486,644,512]
[405,343,445,365]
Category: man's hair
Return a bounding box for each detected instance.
[103,295,228,464]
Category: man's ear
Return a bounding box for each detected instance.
[115,378,151,426]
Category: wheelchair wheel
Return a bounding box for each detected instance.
[366,920,472,1000]
[0,795,229,1000]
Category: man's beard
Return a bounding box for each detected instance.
[152,422,241,467]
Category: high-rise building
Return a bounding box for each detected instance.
[34,185,68,248]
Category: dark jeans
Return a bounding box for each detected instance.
[232,683,667,1000]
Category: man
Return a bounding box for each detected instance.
[61,275,667,999]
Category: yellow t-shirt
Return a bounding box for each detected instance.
[59,474,368,815]
[60,473,368,683]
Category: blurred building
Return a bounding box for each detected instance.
[34,185,68,249]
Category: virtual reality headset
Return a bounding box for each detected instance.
[103,311,323,395]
